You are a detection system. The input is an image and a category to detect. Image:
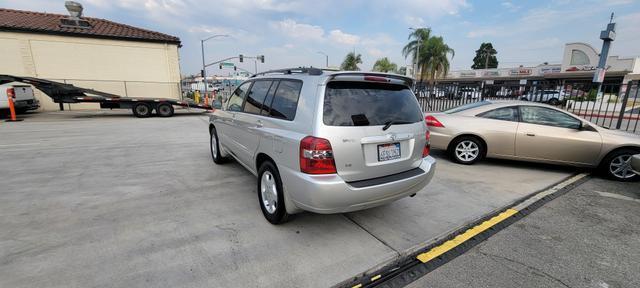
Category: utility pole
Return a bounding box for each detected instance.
[409,27,425,83]
[317,51,328,67]
[200,34,229,99]
[484,48,490,70]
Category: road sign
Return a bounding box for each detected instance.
[220,62,235,67]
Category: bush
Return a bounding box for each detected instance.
[567,89,598,102]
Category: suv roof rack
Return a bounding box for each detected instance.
[250,67,333,78]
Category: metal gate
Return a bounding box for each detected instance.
[416,80,639,133]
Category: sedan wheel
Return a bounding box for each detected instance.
[609,155,635,180]
[456,141,479,162]
[602,149,640,181]
[450,136,485,165]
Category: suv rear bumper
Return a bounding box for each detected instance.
[281,156,436,214]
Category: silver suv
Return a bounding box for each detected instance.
[208,68,436,224]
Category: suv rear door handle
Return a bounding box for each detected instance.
[526,133,535,137]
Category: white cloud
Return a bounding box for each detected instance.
[501,1,520,11]
[404,15,425,26]
[270,19,325,41]
[329,30,360,45]
[367,48,386,58]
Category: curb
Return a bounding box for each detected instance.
[337,173,590,288]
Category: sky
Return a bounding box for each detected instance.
[2,0,640,76]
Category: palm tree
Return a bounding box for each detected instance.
[340,52,362,71]
[402,28,454,83]
[372,57,398,73]
[421,36,455,84]
[402,27,431,75]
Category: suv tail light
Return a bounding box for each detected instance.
[422,130,431,157]
[300,136,337,174]
[425,115,444,127]
[6,88,15,99]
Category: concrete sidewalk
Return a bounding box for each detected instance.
[409,178,640,288]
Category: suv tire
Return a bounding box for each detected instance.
[449,136,485,165]
[257,161,290,224]
[210,126,225,164]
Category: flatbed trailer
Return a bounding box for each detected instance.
[0,75,212,117]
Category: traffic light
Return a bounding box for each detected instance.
[219,64,222,69]
[239,54,244,63]
[234,66,237,71]
[200,69,205,77]
[258,55,265,63]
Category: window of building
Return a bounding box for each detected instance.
[570,49,590,65]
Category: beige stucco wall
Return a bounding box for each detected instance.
[0,31,181,111]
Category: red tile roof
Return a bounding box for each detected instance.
[0,8,180,45]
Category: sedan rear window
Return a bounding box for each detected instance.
[323,81,423,126]
[443,101,492,114]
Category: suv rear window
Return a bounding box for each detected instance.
[323,81,423,126]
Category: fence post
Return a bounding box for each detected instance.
[615,81,632,129]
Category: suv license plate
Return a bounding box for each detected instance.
[378,143,401,162]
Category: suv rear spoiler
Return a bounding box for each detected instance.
[326,72,414,87]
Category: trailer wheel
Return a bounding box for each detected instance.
[156,103,174,117]
[132,103,152,118]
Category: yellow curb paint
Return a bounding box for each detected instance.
[371,275,382,281]
[351,284,362,288]
[416,208,518,263]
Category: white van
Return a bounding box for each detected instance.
[1,84,40,113]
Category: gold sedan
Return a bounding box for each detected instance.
[426,101,640,181]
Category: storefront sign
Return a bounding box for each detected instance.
[509,68,532,76]
[540,66,561,74]
[482,71,500,77]
[460,71,476,77]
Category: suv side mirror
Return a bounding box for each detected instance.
[212,100,222,109]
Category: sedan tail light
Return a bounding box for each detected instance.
[300,136,337,174]
[422,130,431,157]
[425,115,444,127]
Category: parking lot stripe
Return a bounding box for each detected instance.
[416,208,518,263]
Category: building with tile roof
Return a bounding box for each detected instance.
[0,3,182,111]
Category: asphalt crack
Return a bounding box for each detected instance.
[343,214,400,254]
[477,249,573,288]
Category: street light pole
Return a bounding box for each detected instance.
[201,34,229,100]
[409,27,424,83]
[317,51,328,68]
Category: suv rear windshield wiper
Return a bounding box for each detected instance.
[382,120,412,131]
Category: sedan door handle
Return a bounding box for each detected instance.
[526,133,536,137]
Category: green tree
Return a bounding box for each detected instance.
[372,57,398,73]
[421,36,455,83]
[471,42,498,69]
[340,52,363,71]
[402,28,454,83]
[402,27,432,68]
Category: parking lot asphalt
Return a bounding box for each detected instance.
[407,177,640,288]
[1,110,576,287]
